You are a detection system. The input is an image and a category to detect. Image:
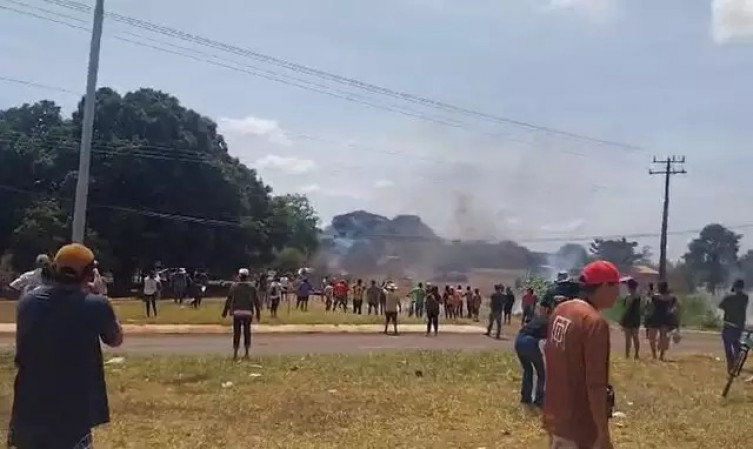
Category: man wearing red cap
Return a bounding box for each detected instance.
[543,260,620,449]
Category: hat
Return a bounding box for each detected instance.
[53,244,95,280]
[238,268,250,276]
[35,254,51,267]
[386,282,397,290]
[579,260,620,286]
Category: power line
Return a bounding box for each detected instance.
[0,75,80,94]
[19,0,649,153]
[2,181,751,245]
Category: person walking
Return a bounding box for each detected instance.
[142,270,160,318]
[543,260,619,449]
[425,285,441,336]
[268,277,283,318]
[7,243,123,449]
[645,281,677,361]
[620,278,643,359]
[521,288,537,325]
[486,284,505,339]
[222,268,257,359]
[515,302,550,407]
[719,279,749,372]
[352,279,365,314]
[384,282,401,335]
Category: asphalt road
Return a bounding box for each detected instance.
[0,330,724,356]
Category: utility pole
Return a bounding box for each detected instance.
[71,0,105,243]
[649,155,686,282]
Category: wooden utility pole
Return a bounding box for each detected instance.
[649,156,686,281]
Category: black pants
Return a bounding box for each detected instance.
[503,307,513,324]
[7,424,93,449]
[427,312,439,334]
[233,316,252,351]
[269,298,280,317]
[353,300,363,314]
[144,295,157,317]
[367,302,378,315]
[487,312,502,338]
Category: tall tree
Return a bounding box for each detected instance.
[589,238,646,273]
[553,243,589,271]
[683,224,741,293]
[0,89,319,286]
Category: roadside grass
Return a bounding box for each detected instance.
[0,298,477,326]
[0,350,750,448]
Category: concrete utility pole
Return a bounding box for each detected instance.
[649,155,686,282]
[71,0,105,243]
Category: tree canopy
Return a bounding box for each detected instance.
[0,88,318,289]
[683,224,741,293]
[589,237,649,273]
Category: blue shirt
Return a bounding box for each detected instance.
[11,285,119,434]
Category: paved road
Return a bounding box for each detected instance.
[0,330,725,356]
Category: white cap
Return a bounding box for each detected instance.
[238,268,249,276]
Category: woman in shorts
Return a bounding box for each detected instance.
[619,278,643,359]
[645,281,677,361]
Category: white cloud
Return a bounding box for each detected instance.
[299,183,321,194]
[712,0,753,43]
[546,0,615,22]
[219,115,291,145]
[255,155,316,175]
[374,179,394,189]
[296,183,368,200]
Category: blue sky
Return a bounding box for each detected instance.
[1,0,753,258]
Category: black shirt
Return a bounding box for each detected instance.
[519,314,548,340]
[490,292,505,313]
[11,285,119,435]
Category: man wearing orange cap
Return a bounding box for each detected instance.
[543,260,620,449]
[8,243,123,449]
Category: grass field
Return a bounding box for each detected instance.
[0,350,750,448]
[0,297,477,326]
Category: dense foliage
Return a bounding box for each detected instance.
[0,88,318,290]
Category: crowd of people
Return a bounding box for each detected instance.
[7,242,752,449]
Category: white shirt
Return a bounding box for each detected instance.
[280,277,289,289]
[10,269,44,294]
[143,276,160,295]
[91,268,108,295]
[269,281,282,298]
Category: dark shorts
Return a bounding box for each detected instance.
[385,312,398,323]
[8,426,93,449]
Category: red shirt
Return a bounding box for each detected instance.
[333,282,348,296]
[523,293,536,307]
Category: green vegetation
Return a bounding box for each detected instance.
[604,294,721,330]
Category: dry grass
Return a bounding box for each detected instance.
[0,298,476,326]
[0,351,751,448]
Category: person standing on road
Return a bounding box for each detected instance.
[384,282,401,335]
[719,279,749,372]
[425,285,441,336]
[543,260,619,449]
[222,268,257,359]
[619,278,643,359]
[366,280,380,315]
[9,254,52,296]
[486,285,505,339]
[8,243,123,449]
[142,270,160,318]
[352,279,365,315]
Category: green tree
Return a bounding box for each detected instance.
[273,247,307,273]
[553,243,589,270]
[589,237,647,273]
[683,224,741,293]
[9,200,68,269]
[269,194,320,256]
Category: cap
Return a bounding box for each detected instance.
[579,260,620,286]
[238,268,250,276]
[35,254,51,267]
[53,244,95,280]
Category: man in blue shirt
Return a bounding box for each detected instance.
[8,243,123,449]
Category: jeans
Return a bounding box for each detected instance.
[722,326,743,372]
[515,333,545,405]
[353,300,363,315]
[144,295,157,317]
[487,312,502,338]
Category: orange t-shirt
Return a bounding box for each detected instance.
[542,299,611,447]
